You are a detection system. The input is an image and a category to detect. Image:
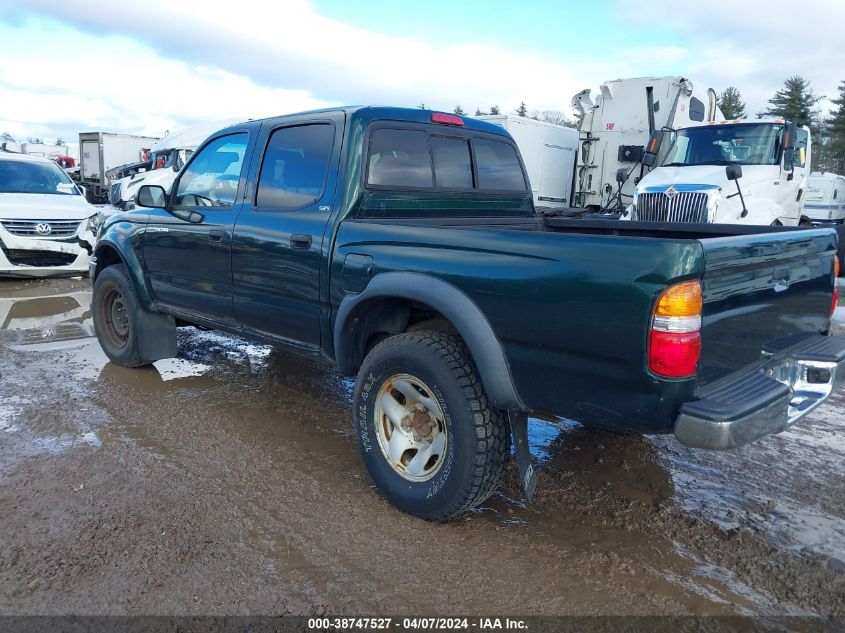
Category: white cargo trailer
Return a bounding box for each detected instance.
[477,115,578,211]
[78,132,160,202]
[572,76,722,210]
[805,172,845,225]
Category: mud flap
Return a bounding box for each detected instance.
[137,311,177,363]
[507,411,537,502]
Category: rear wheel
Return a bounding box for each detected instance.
[92,264,151,367]
[353,331,509,521]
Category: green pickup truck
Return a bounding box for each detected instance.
[89,107,844,521]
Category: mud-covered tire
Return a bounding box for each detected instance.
[92,264,151,367]
[353,330,510,522]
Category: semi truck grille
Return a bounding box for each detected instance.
[636,192,710,223]
[1,219,82,238]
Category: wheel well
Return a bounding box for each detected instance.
[348,298,460,371]
[93,244,124,280]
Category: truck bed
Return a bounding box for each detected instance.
[335,215,837,432]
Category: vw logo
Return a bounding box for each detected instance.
[35,223,52,236]
[663,186,679,200]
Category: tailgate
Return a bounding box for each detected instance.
[697,228,837,387]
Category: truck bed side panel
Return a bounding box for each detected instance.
[332,220,704,432]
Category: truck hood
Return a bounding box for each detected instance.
[639,164,779,192]
[0,192,98,220]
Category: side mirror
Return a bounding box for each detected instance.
[726,163,743,181]
[642,130,663,167]
[136,185,167,209]
[615,168,627,184]
[782,122,796,172]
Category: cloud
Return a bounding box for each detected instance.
[0,18,334,142]
[619,0,844,114]
[0,0,593,120]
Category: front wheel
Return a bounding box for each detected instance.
[353,331,509,522]
[92,264,150,367]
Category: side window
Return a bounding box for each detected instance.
[257,124,334,209]
[794,128,809,168]
[174,133,248,208]
[689,97,705,122]
[431,136,473,189]
[367,129,432,188]
[473,138,526,191]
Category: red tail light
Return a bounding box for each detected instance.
[648,281,702,378]
[432,112,464,126]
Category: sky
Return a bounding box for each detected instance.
[0,0,842,143]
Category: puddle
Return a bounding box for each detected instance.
[2,277,844,615]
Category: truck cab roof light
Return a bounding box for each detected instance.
[432,113,464,126]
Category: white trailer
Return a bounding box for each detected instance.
[805,172,845,225]
[78,132,160,202]
[572,76,722,210]
[18,143,70,160]
[477,115,578,211]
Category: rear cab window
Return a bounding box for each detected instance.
[364,126,527,193]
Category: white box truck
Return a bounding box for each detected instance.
[78,132,160,202]
[572,76,722,211]
[805,172,845,225]
[477,115,578,212]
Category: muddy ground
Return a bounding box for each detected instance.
[0,277,843,616]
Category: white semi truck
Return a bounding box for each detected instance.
[477,115,578,212]
[627,118,811,227]
[572,76,722,211]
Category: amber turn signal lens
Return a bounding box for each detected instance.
[655,280,702,318]
[835,255,840,278]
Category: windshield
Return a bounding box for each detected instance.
[660,123,784,167]
[0,159,79,195]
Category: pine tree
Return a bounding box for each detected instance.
[453,105,466,115]
[516,101,528,117]
[718,87,747,119]
[765,76,823,128]
[474,108,487,116]
[489,105,501,115]
[825,80,845,173]
[56,137,65,145]
[417,102,426,109]
[1,131,15,142]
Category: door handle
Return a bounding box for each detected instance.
[290,234,312,249]
[208,229,226,243]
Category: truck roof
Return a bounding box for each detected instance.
[219,106,514,139]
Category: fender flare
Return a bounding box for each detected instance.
[92,237,155,311]
[334,272,526,411]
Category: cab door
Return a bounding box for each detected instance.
[143,130,251,322]
[231,113,343,348]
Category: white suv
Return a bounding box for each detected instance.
[0,152,103,278]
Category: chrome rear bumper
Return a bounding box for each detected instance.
[675,335,845,450]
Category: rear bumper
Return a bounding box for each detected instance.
[675,335,845,450]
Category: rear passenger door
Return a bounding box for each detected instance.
[231,113,343,348]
